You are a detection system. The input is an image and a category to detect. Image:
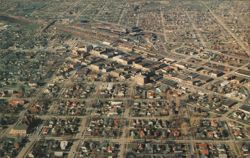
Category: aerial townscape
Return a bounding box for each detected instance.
[0,0,249,158]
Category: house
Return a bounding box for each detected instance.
[9,98,25,107]
[210,70,224,78]
[134,74,149,86]
[77,45,93,53]
[231,76,247,84]
[110,70,123,78]
[9,123,28,136]
[54,151,63,157]
[197,75,213,83]
[133,60,152,71]
[219,153,228,158]
[100,50,117,59]
[162,79,178,88]
[112,54,133,65]
[60,141,68,150]
[89,61,105,72]
[222,99,237,108]
[90,47,105,56]
[117,42,133,52]
[173,62,187,70]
